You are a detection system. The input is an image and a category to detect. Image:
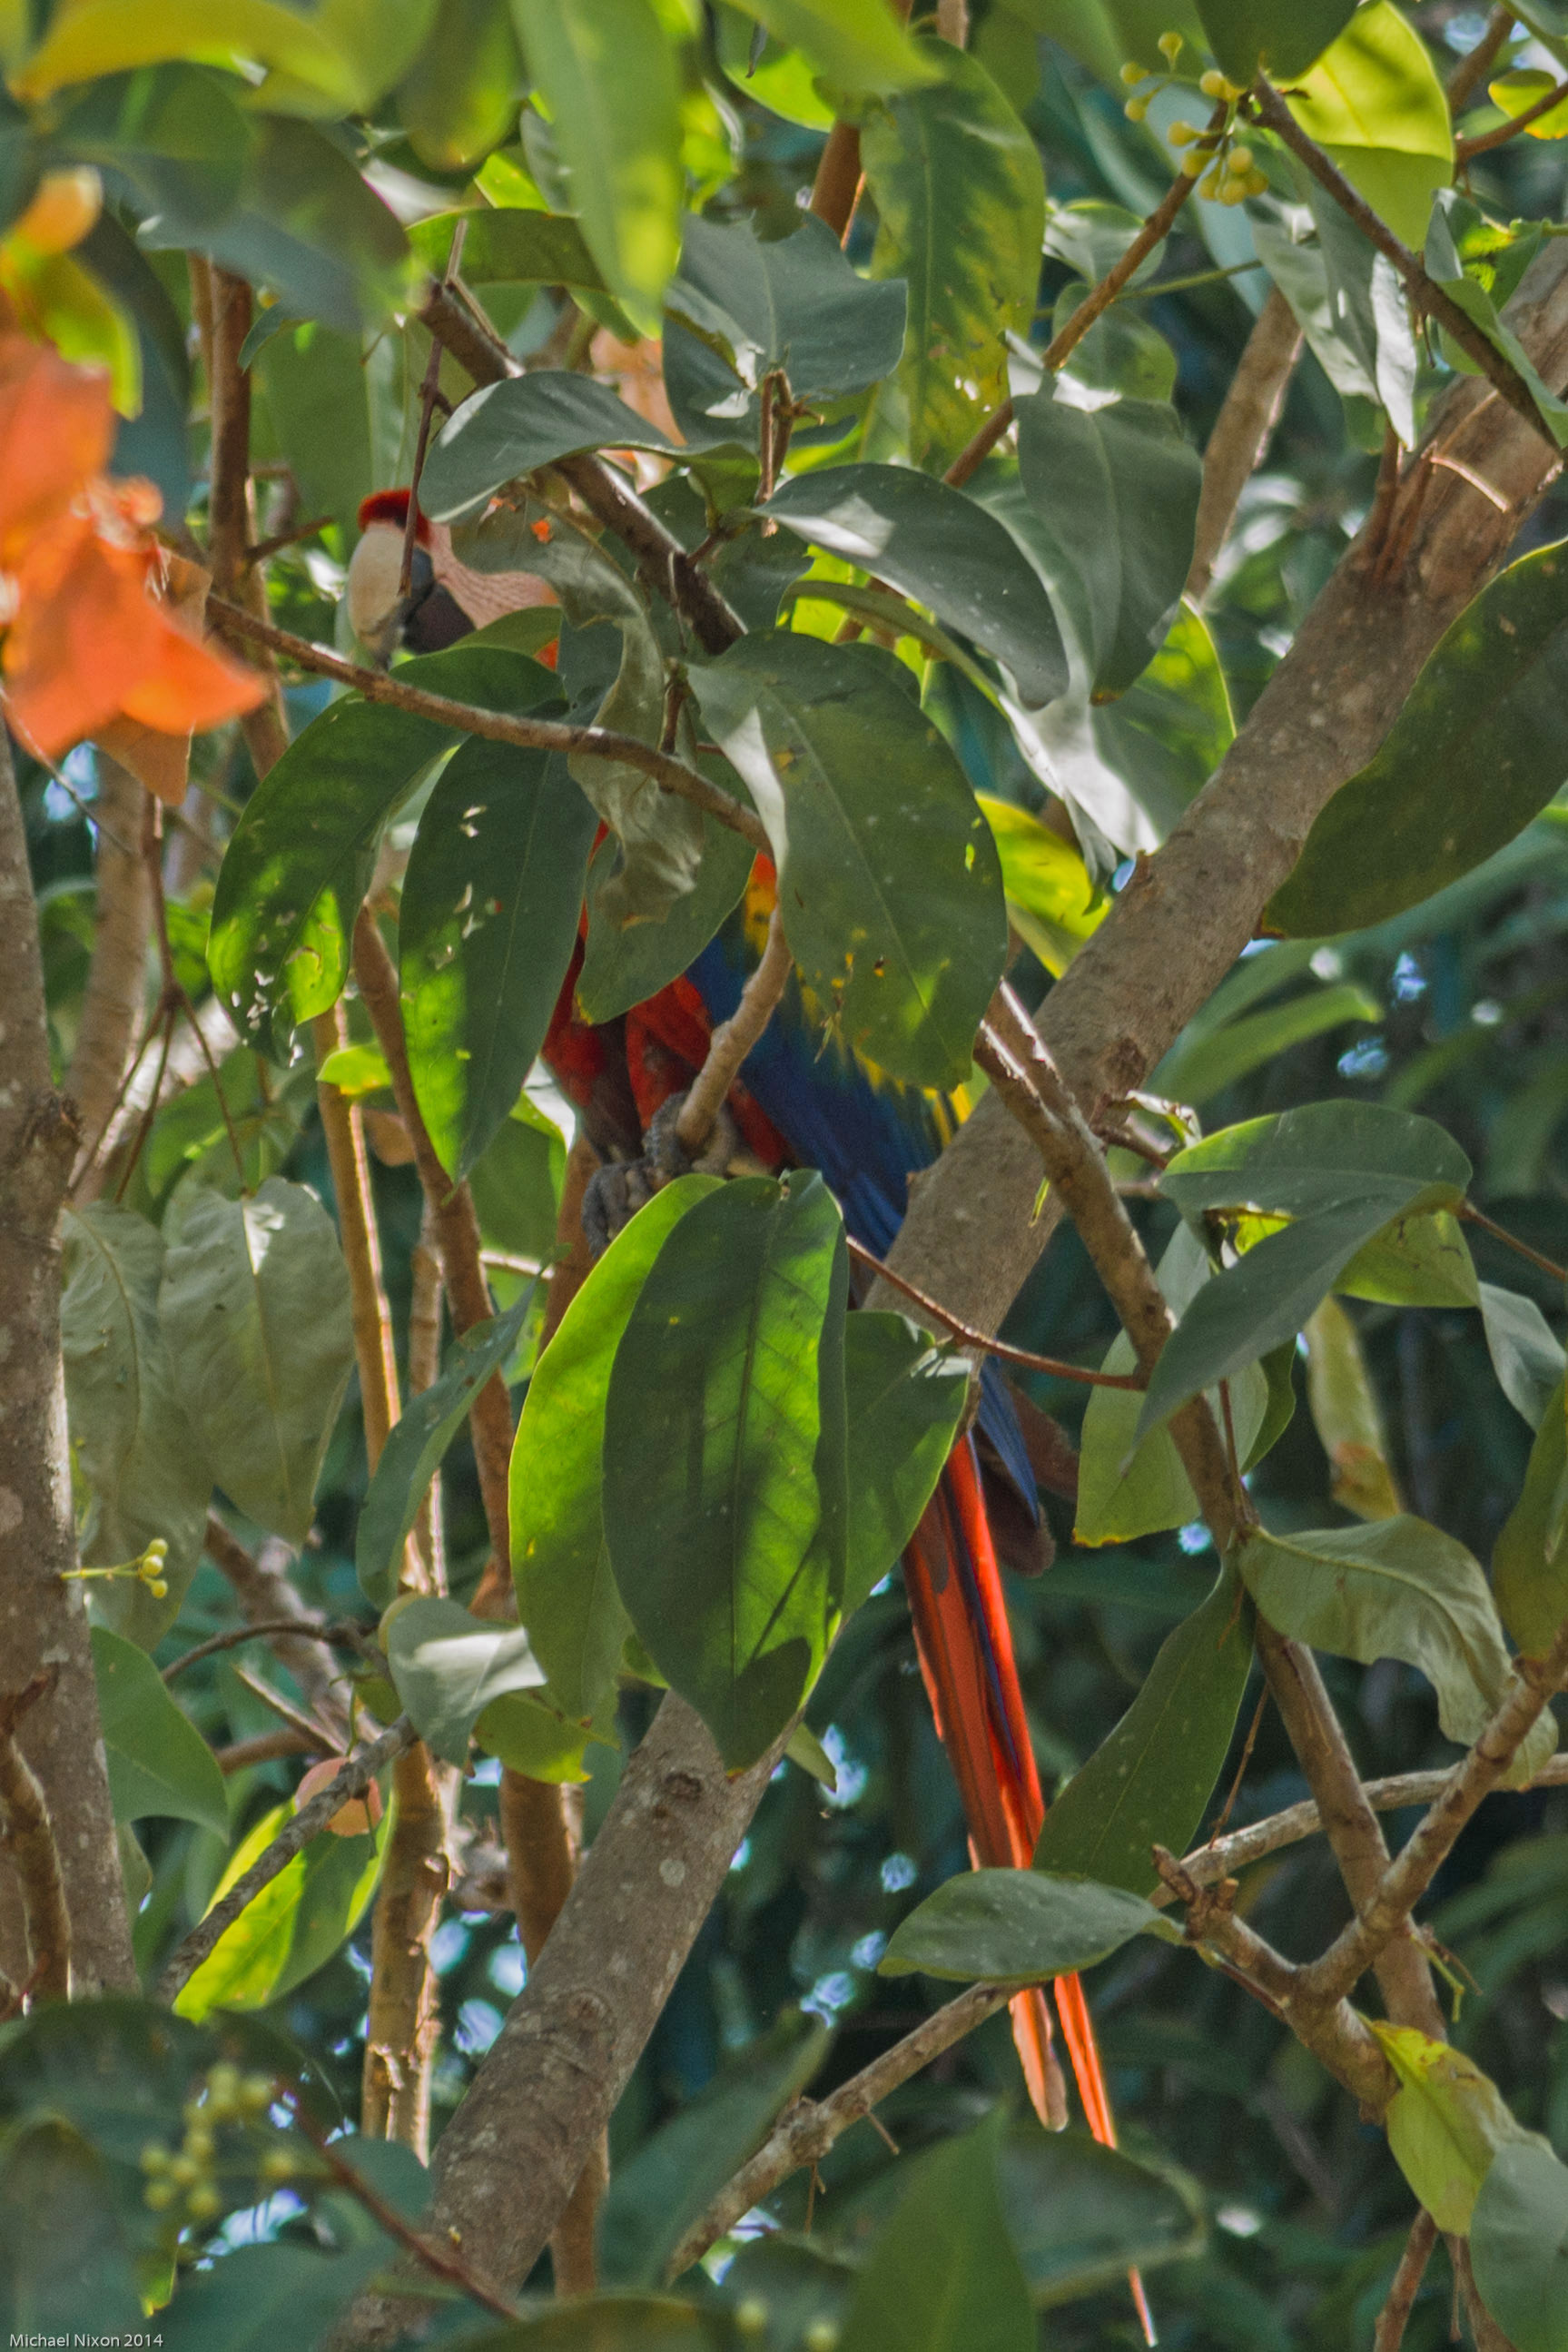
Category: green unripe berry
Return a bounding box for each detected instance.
[259,2147,297,2184]
[238,2074,274,2114]
[1218,178,1247,204]
[1159,29,1183,61]
[169,2152,201,2186]
[1167,118,1197,145]
[186,2183,222,2221]
[184,2130,215,2165]
[1228,143,1254,173]
[734,2300,769,2338]
[1199,68,1227,95]
[803,2325,840,2352]
[1125,95,1149,120]
[148,1579,167,1599]
[1246,169,1269,196]
[1198,165,1225,198]
[143,2179,177,2211]
[140,2142,171,2173]
[1120,60,1145,84]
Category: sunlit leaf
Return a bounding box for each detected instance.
[174,1801,387,2021]
[1371,2023,1544,2234]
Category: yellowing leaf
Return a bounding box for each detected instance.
[1287,1,1454,249]
[1487,68,1568,141]
[1371,2023,1543,2234]
[977,795,1106,977]
[1304,1296,1402,1520]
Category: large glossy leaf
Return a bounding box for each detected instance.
[1194,0,1358,84]
[661,211,907,449]
[1236,1517,1558,1781]
[157,1177,354,1547]
[1078,1225,1271,1543]
[59,1203,211,1646]
[837,2113,1034,2352]
[422,371,697,525]
[996,2120,1207,2307]
[395,0,521,173]
[208,640,559,1057]
[399,736,597,1177]
[385,1596,547,1764]
[603,1172,846,1766]
[469,1097,566,1262]
[842,1315,970,1613]
[1017,0,1203,82]
[1139,1102,1474,1436]
[880,1868,1163,1983]
[763,466,1067,708]
[407,206,604,288]
[600,2014,829,2287]
[725,0,937,94]
[1372,2024,1543,2236]
[155,2241,390,2352]
[90,1627,228,1836]
[691,634,1007,1090]
[508,0,680,333]
[174,1800,387,2021]
[1481,1282,1565,1430]
[357,1291,535,1608]
[1013,390,1202,698]
[512,1180,720,1726]
[1285,2,1454,252]
[1471,2141,1568,2352]
[13,0,362,106]
[859,50,1046,473]
[1270,544,1568,936]
[1032,1568,1255,1894]
[1492,1378,1568,1655]
[453,506,699,926]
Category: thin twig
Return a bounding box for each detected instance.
[399,220,468,607]
[666,1982,1014,2277]
[1447,7,1514,114]
[1458,1199,1568,1280]
[843,1234,1145,1389]
[1251,78,1555,448]
[1456,74,1568,160]
[291,2096,516,2322]
[155,1716,418,2003]
[944,109,1224,493]
[162,1619,362,1683]
[203,595,768,855]
[243,516,330,567]
[1374,2209,1439,2352]
[676,904,791,1158]
[143,795,246,1192]
[229,1662,347,1756]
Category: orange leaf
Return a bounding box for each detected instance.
[0,329,113,562]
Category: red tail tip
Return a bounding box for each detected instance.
[357,487,429,542]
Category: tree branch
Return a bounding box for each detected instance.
[675,903,791,1158]
[0,1673,71,2001]
[314,1003,403,1479]
[1186,285,1304,603]
[204,596,765,853]
[202,1516,351,1742]
[842,1233,1143,1387]
[155,1717,418,2003]
[1374,2209,1438,2352]
[64,754,151,1202]
[1447,7,1514,114]
[1251,78,1554,446]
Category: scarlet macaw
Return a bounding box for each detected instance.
[350,489,1145,2331]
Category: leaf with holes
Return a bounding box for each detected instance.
[691,634,1007,1091]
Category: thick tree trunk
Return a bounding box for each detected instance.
[0,728,136,1994]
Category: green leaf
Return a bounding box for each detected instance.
[1303,1296,1402,1520]
[255,318,405,535]
[208,639,559,1056]
[996,2118,1208,2307]
[174,1802,387,2021]
[1336,1206,1480,1308]
[1481,1282,1566,1430]
[408,206,605,288]
[881,1867,1163,1983]
[1487,66,1568,140]
[395,0,522,173]
[1139,1102,1474,1437]
[422,371,693,524]
[763,465,1068,709]
[691,634,1008,1091]
[662,210,907,448]
[1471,2140,1568,2352]
[1077,1224,1271,1543]
[1013,390,1203,697]
[1272,543,1568,936]
[59,1203,211,1646]
[725,0,937,94]
[0,2120,140,2335]
[1051,279,1177,403]
[54,62,250,233]
[859,49,1046,474]
[512,1179,720,1724]
[468,1097,567,1261]
[1032,1567,1255,1895]
[1237,1517,1558,1782]
[508,0,682,334]
[600,2013,829,2286]
[1156,980,1379,1106]
[1013,0,1203,84]
[603,1172,846,1766]
[1286,1,1454,251]
[385,1596,547,1764]
[13,0,363,106]
[976,796,1106,976]
[157,1177,354,1547]
[472,1690,595,1782]
[837,2113,1034,2352]
[452,505,699,926]
[577,801,754,1024]
[90,1627,228,1838]
[1194,0,1357,84]
[1371,2023,1544,2235]
[155,2240,389,2352]
[842,1315,970,1613]
[357,1292,535,1608]
[1493,1378,1568,1654]
[399,737,597,1178]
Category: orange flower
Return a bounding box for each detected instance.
[0,327,263,793]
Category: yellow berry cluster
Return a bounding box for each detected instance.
[63,1535,170,1600]
[1119,36,1267,204]
[139,2063,286,2230]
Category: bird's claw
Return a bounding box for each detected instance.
[580,1094,745,1257]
